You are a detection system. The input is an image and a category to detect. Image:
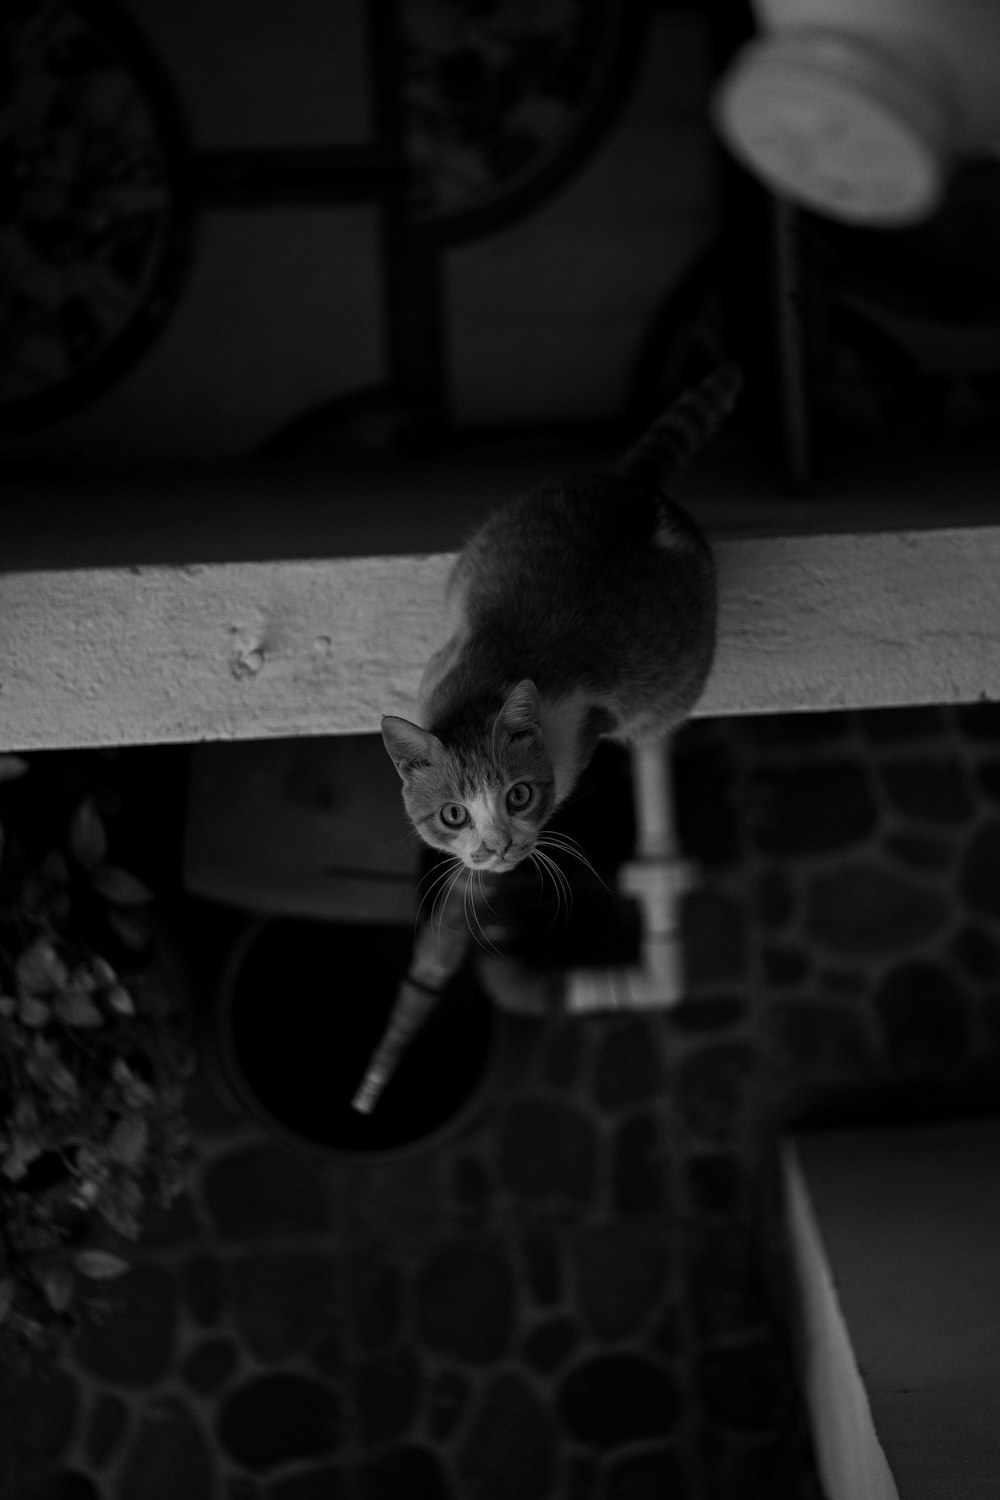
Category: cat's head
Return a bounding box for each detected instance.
[381,679,555,873]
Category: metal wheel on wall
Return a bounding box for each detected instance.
[400,0,647,239]
[261,0,650,458]
[0,0,195,432]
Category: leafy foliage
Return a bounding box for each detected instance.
[0,759,193,1361]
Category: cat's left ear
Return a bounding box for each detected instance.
[497,679,540,738]
[381,716,443,778]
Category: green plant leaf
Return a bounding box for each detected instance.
[42,1267,74,1312]
[106,910,150,952]
[69,1179,100,1210]
[40,851,69,886]
[90,865,153,907]
[24,1038,80,1105]
[1,1151,29,1182]
[108,1114,148,1168]
[98,1177,143,1238]
[110,1060,155,1108]
[16,937,68,996]
[69,797,108,868]
[18,996,52,1028]
[70,964,98,995]
[106,984,135,1017]
[90,956,117,987]
[52,988,103,1028]
[73,1250,130,1281]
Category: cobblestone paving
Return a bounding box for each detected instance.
[0,996,819,1500]
[714,703,1000,1123]
[9,702,1000,1499]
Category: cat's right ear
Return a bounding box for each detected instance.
[381,716,442,779]
[497,679,541,739]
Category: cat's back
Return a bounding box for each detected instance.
[451,363,735,611]
[452,363,737,609]
[430,367,737,735]
[443,471,713,730]
[451,470,709,618]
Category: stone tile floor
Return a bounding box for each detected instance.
[1,979,823,1500]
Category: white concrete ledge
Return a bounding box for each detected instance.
[3,455,1000,750]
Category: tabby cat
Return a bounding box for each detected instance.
[382,365,741,875]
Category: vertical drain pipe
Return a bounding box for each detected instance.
[566,737,693,1012]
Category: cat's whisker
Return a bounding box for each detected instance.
[416,874,449,938]
[532,849,560,918]
[529,849,568,929]
[539,846,593,888]
[533,843,563,896]
[415,857,461,930]
[536,858,560,924]
[547,853,572,928]
[416,857,457,907]
[538,833,615,899]
[430,861,465,953]
[538,830,593,866]
[425,864,461,966]
[526,852,547,914]
[426,873,450,950]
[535,848,573,918]
[463,868,502,955]
[549,852,575,918]
[475,869,499,916]
[476,892,503,957]
[537,829,585,856]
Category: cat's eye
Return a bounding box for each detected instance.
[439,803,469,828]
[506,782,533,811]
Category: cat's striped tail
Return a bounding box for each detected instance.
[616,362,743,490]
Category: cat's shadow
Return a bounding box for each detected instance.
[552,739,635,870]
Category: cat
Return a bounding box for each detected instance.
[381,364,741,875]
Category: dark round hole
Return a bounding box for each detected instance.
[217,919,497,1156]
